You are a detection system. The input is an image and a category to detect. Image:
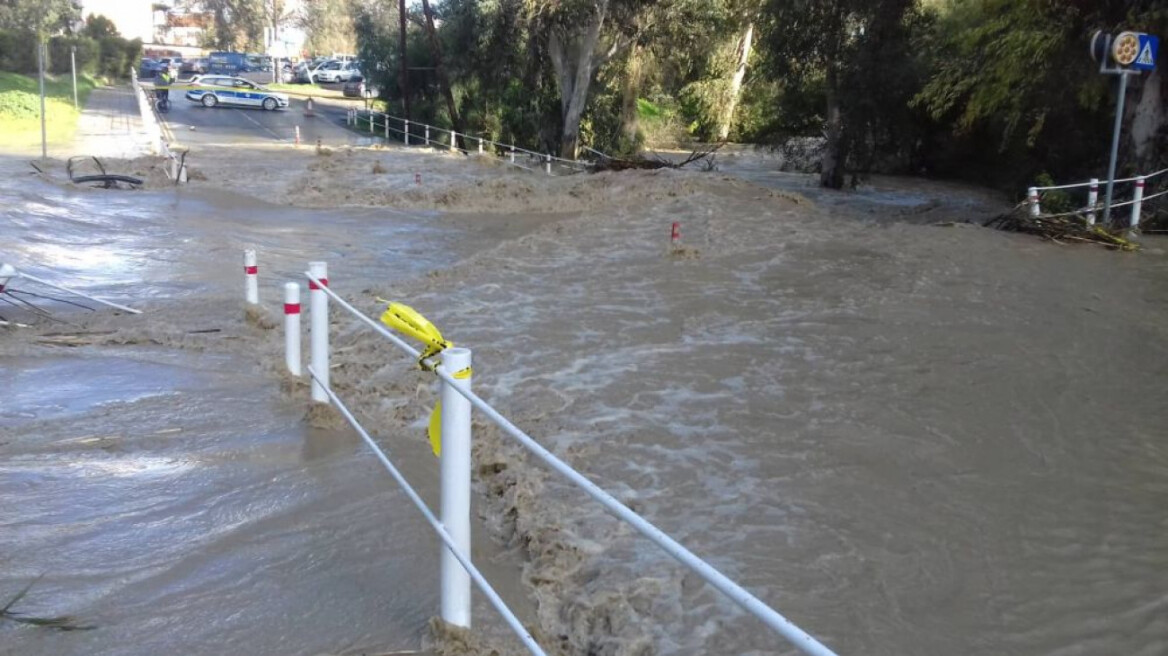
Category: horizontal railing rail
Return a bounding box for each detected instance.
[285,263,839,656]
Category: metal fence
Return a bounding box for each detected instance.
[236,250,840,656]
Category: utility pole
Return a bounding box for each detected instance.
[38,39,47,160]
[71,46,78,109]
[398,0,410,121]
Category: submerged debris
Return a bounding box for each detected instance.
[590,144,724,173]
[66,156,143,189]
[983,208,1138,251]
[1,577,95,632]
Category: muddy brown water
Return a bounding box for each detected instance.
[2,153,1167,656]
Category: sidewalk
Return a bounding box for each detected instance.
[63,84,154,159]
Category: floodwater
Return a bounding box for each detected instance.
[3,149,1168,656]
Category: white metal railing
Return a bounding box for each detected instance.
[1028,167,1168,226]
[130,68,186,183]
[345,108,593,177]
[0,262,141,315]
[246,248,838,656]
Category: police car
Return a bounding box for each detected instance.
[185,76,289,110]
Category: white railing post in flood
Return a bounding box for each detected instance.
[478,137,483,155]
[1028,187,1041,217]
[425,125,430,145]
[244,249,258,304]
[284,282,302,376]
[509,145,515,164]
[309,261,329,404]
[370,112,376,134]
[450,131,457,152]
[385,117,389,140]
[404,119,410,145]
[545,154,552,176]
[1130,176,1145,230]
[1086,178,1099,226]
[440,347,473,629]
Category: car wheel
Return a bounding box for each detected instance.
[262,97,277,111]
[202,94,218,108]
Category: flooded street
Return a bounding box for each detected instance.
[3,146,1168,656]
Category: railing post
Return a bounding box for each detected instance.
[450,131,457,152]
[385,116,389,140]
[309,261,329,404]
[545,154,552,176]
[404,119,410,146]
[1130,176,1145,231]
[509,145,515,165]
[244,249,258,305]
[1086,178,1099,226]
[440,347,473,629]
[370,112,375,134]
[1028,187,1041,217]
[478,137,483,155]
[425,125,430,145]
[284,282,301,376]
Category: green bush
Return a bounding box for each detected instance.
[0,29,41,73]
[48,36,100,76]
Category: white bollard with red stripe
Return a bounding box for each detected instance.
[671,221,680,244]
[1028,187,1040,217]
[309,261,329,404]
[284,282,301,376]
[1130,176,1145,230]
[244,249,258,304]
[1086,178,1099,226]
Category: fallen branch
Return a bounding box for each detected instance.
[1,576,95,632]
[983,207,1138,251]
[591,143,725,173]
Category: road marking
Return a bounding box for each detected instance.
[233,107,286,141]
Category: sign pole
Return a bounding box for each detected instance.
[1101,71,1130,226]
[71,46,78,109]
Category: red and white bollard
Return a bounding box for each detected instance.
[1086,178,1099,226]
[308,261,329,404]
[244,249,258,304]
[1130,176,1145,230]
[284,282,301,376]
[294,125,300,147]
[671,222,680,244]
[478,138,483,155]
[1028,187,1041,217]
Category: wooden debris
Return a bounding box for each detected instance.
[983,208,1138,251]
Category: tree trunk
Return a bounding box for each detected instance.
[1131,69,1164,170]
[547,0,609,160]
[421,0,464,147]
[820,64,845,189]
[620,44,642,150]
[718,22,753,142]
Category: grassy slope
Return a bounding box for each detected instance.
[0,71,100,149]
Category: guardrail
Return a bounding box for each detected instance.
[243,249,839,656]
[1028,166,1168,226]
[345,108,593,177]
[129,68,187,184]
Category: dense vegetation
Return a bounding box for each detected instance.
[338,0,1167,193]
[0,9,142,80]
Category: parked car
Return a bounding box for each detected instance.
[313,60,360,83]
[159,57,182,76]
[342,75,379,99]
[138,58,163,78]
[185,76,289,110]
[180,58,208,75]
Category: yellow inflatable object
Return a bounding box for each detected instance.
[380,302,451,368]
[428,401,443,457]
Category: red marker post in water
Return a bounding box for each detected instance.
[283,282,301,377]
[671,222,680,244]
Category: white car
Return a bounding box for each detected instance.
[185,76,289,110]
[312,60,360,83]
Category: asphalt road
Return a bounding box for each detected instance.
[150,77,365,149]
